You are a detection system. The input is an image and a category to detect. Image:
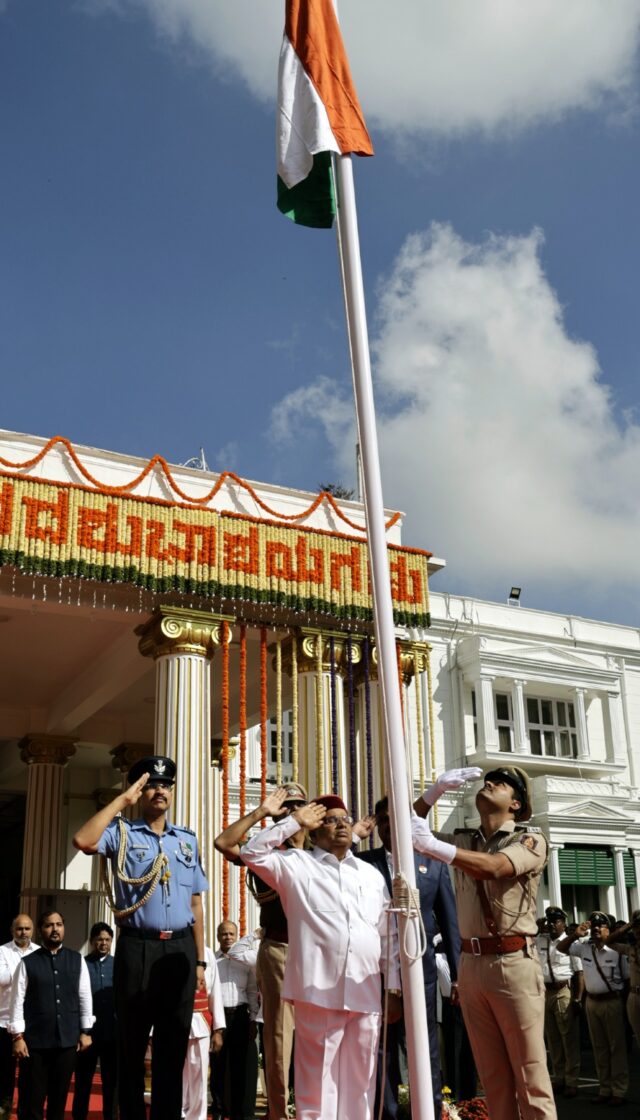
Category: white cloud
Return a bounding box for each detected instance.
[269,223,640,610]
[80,0,640,135]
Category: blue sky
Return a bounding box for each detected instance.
[2,0,640,625]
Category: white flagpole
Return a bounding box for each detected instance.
[333,150,435,1120]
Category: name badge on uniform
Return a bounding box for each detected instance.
[179,840,194,863]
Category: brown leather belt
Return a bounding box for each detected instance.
[545,980,569,990]
[461,934,527,956]
[587,990,621,1002]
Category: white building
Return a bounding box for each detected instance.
[0,427,638,945]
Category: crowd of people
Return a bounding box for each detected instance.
[0,755,638,1120]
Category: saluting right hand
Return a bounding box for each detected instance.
[260,787,290,817]
[575,921,590,938]
[293,802,327,830]
[122,773,150,807]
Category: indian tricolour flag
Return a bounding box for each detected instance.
[277,0,373,228]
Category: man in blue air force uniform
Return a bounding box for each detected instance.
[73,756,209,1120]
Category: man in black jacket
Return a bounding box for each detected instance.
[357,796,462,1118]
[9,911,93,1120]
[72,922,117,1120]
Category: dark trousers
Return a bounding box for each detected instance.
[373,979,442,1119]
[1,1025,31,1119]
[211,1004,257,1120]
[114,929,196,1120]
[22,1046,76,1120]
[441,999,477,1101]
[71,1039,117,1120]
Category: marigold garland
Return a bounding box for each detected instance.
[363,637,374,820]
[329,637,338,794]
[239,623,248,935]
[0,434,403,534]
[221,620,230,919]
[347,634,357,813]
[425,644,439,831]
[315,634,324,795]
[260,628,268,824]
[275,639,283,785]
[0,472,431,628]
[291,633,299,782]
[414,649,426,791]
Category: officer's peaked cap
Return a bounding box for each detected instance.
[545,906,566,920]
[484,766,532,822]
[589,911,610,927]
[282,781,308,804]
[127,755,176,786]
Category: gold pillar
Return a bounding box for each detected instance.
[282,631,361,801]
[136,606,232,941]
[19,734,76,920]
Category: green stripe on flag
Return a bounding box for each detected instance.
[277,152,335,228]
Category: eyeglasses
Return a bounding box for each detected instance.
[146,781,173,790]
[322,815,354,827]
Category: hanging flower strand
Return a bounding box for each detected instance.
[347,634,357,814]
[239,623,248,935]
[221,620,230,919]
[260,627,268,825]
[329,636,338,794]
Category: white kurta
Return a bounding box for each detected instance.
[0,940,38,1028]
[241,816,400,1011]
[241,817,401,1120]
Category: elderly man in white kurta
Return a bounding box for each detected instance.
[240,790,402,1120]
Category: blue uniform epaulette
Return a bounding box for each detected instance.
[174,824,197,835]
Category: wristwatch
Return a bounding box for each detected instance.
[196,960,207,968]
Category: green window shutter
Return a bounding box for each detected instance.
[623,852,636,887]
[558,846,615,886]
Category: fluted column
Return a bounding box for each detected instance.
[630,850,640,914]
[282,632,361,801]
[354,646,385,819]
[512,679,529,755]
[547,843,563,910]
[475,674,498,752]
[136,606,232,940]
[573,688,590,760]
[613,847,629,921]
[397,644,430,793]
[19,734,76,919]
[603,691,626,765]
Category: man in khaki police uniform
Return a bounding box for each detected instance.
[412,765,556,1120]
[608,908,640,1050]
[535,906,583,1098]
[557,912,629,1106]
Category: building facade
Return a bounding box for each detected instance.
[0,428,638,946]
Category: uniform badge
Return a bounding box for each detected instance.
[179,840,194,863]
[521,835,538,851]
[418,865,428,875]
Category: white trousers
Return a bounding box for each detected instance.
[293,1001,381,1120]
[182,1034,209,1120]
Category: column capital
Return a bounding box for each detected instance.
[110,742,154,775]
[282,630,363,677]
[548,842,564,851]
[211,737,238,769]
[397,641,430,685]
[136,606,234,660]
[19,734,76,767]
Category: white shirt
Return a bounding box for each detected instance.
[0,940,38,1027]
[215,950,260,1020]
[190,946,225,1040]
[241,816,401,1014]
[535,934,583,983]
[9,949,94,1033]
[569,940,629,995]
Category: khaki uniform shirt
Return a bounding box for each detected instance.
[437,820,548,940]
[611,941,640,986]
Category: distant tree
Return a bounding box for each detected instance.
[318,482,355,501]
